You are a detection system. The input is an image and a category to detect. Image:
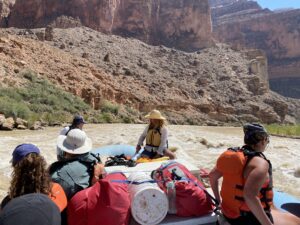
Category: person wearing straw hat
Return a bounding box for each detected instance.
[49,129,104,200]
[136,109,176,160]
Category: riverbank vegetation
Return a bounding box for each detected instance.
[0,71,138,127]
[266,124,300,137]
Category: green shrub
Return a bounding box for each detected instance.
[125,105,137,115]
[22,70,36,82]
[0,71,91,124]
[265,124,300,137]
[27,113,40,127]
[186,117,196,125]
[0,88,22,101]
[0,96,31,119]
[100,113,113,123]
[29,104,54,113]
[88,112,114,123]
[100,100,119,115]
[42,111,70,125]
[121,115,133,123]
[1,71,140,125]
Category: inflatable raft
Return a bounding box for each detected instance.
[92,145,300,225]
[274,190,300,217]
[92,144,136,157]
[92,144,169,164]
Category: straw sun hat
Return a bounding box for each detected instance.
[144,109,166,120]
[57,129,92,155]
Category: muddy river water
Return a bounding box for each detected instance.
[0,124,299,201]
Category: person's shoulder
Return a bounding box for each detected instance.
[59,126,70,135]
[161,126,168,132]
[247,155,269,171]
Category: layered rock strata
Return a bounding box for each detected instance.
[2,27,300,125]
[1,0,214,51]
[211,0,300,98]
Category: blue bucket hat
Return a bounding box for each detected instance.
[11,144,40,166]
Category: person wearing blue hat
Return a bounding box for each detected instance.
[1,143,49,209]
[1,144,67,214]
[10,143,40,166]
[60,115,86,136]
[58,115,87,160]
[0,193,61,225]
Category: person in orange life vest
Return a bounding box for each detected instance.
[0,144,67,212]
[209,123,300,225]
[136,109,176,160]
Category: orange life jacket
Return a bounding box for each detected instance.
[216,147,273,219]
[49,182,67,212]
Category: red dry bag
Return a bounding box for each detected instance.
[68,172,131,225]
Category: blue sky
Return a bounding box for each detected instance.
[256,0,300,10]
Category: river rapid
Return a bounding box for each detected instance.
[0,124,300,201]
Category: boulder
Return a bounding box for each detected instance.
[30,121,43,130]
[35,31,45,41]
[17,124,27,130]
[45,26,54,41]
[15,117,28,127]
[0,114,5,126]
[1,117,14,130]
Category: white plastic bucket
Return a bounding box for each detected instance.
[128,172,168,225]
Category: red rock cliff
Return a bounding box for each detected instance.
[0,0,14,26]
[212,2,300,98]
[2,0,214,51]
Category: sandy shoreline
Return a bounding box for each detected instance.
[0,124,300,201]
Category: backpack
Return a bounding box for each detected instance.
[152,162,215,217]
[68,172,131,225]
[104,154,136,167]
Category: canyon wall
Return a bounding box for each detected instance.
[1,0,214,51]
[212,1,300,98]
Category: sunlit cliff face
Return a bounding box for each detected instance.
[1,0,213,51]
[210,0,300,98]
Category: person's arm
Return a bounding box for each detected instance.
[243,157,273,225]
[91,163,105,185]
[209,167,222,204]
[136,126,148,153]
[157,127,168,155]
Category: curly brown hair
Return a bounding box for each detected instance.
[9,153,51,199]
